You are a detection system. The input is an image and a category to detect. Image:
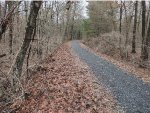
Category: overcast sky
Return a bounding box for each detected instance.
[81,0,89,18]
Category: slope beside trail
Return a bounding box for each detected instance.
[5,42,118,113]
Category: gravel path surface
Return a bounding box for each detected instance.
[71,40,150,113]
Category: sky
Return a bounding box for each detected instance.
[0,0,89,18]
[81,0,89,18]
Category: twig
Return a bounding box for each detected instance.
[0,1,22,40]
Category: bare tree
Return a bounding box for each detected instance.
[132,1,138,53]
[123,2,133,58]
[9,1,42,89]
[24,1,28,22]
[63,1,72,41]
[0,1,21,40]
[141,1,148,61]
[7,1,14,54]
[119,1,122,34]
[119,1,123,55]
[0,2,1,18]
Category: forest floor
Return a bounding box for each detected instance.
[6,42,121,113]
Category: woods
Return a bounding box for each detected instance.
[0,0,150,112]
[10,1,42,92]
[83,1,150,68]
[0,0,84,108]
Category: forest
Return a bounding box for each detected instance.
[0,0,150,113]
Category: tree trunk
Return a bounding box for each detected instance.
[0,1,21,41]
[119,1,122,34]
[132,1,138,53]
[63,10,70,41]
[110,2,116,31]
[9,1,42,89]
[141,1,148,61]
[0,2,7,41]
[16,4,20,39]
[55,2,59,28]
[24,1,28,22]
[123,2,129,59]
[137,6,142,34]
[8,1,14,54]
[144,17,150,60]
[37,15,42,61]
[146,2,150,29]
[119,1,122,56]
[0,2,1,18]
[63,1,72,41]
[70,2,76,40]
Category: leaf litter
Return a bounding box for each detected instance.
[12,42,122,113]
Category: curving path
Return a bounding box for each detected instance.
[71,40,150,113]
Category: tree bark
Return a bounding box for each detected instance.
[141,1,148,61]
[9,1,42,88]
[132,1,138,53]
[119,1,122,56]
[8,1,14,54]
[0,2,1,18]
[123,2,129,59]
[63,1,72,41]
[70,2,76,40]
[119,1,122,34]
[24,1,28,23]
[144,18,150,60]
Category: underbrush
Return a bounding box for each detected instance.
[83,31,150,82]
[0,35,62,112]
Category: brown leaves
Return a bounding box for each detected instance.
[16,43,116,113]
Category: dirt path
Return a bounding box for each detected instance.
[71,40,150,113]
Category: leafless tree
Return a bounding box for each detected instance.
[132,1,138,53]
[9,1,42,90]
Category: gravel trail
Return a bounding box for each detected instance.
[71,40,150,113]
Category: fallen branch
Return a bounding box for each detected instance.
[0,54,6,58]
